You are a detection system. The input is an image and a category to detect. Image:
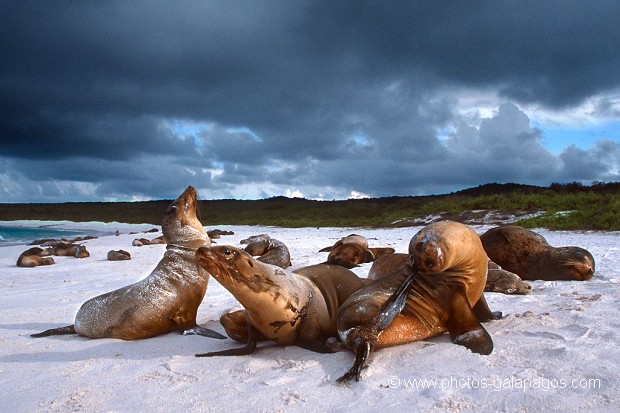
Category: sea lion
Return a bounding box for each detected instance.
[326,243,374,269]
[193,246,366,357]
[336,221,497,383]
[319,234,368,253]
[243,238,292,269]
[16,247,55,268]
[51,243,90,258]
[240,234,270,244]
[480,225,595,281]
[107,250,131,261]
[486,260,531,294]
[368,253,531,295]
[31,186,225,341]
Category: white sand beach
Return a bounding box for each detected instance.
[0,222,618,412]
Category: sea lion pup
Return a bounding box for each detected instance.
[336,221,497,383]
[480,225,595,281]
[243,238,292,269]
[369,253,531,295]
[194,246,366,357]
[16,247,55,268]
[486,261,531,294]
[31,186,225,340]
[319,234,368,253]
[107,250,131,261]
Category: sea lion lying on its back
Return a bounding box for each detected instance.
[336,221,500,383]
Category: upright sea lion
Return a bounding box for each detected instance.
[369,253,531,295]
[31,186,225,340]
[480,225,595,281]
[16,247,55,268]
[243,238,292,269]
[336,221,497,383]
[194,246,366,357]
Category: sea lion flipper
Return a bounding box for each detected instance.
[336,340,371,384]
[443,291,494,355]
[371,270,418,331]
[472,294,502,321]
[30,325,76,338]
[182,326,227,340]
[195,323,259,357]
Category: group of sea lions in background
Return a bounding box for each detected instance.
[29,186,596,385]
[17,242,91,267]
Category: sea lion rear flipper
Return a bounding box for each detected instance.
[472,294,502,321]
[336,340,371,384]
[337,270,418,383]
[182,326,226,340]
[443,291,494,355]
[30,325,76,338]
[195,323,260,357]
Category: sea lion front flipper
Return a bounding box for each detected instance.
[195,323,260,357]
[472,294,502,321]
[443,290,494,355]
[182,326,226,339]
[30,325,76,338]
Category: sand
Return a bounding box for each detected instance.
[0,222,618,412]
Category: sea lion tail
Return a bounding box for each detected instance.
[31,325,76,338]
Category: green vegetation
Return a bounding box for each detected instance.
[1,182,620,230]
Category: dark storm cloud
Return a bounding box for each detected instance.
[1,1,620,202]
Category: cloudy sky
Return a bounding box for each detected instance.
[2,1,620,203]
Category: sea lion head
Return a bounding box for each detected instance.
[551,247,595,281]
[162,186,209,249]
[408,232,444,273]
[196,246,279,294]
[326,243,374,269]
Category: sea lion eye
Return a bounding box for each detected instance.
[184,202,189,212]
[223,248,233,256]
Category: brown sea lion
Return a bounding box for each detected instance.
[16,247,55,268]
[326,243,375,269]
[243,238,292,269]
[31,186,225,340]
[194,246,366,357]
[336,221,498,383]
[480,225,595,281]
[319,234,368,253]
[368,253,531,295]
[51,243,90,258]
[107,250,131,261]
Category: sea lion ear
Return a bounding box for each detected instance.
[442,288,494,355]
